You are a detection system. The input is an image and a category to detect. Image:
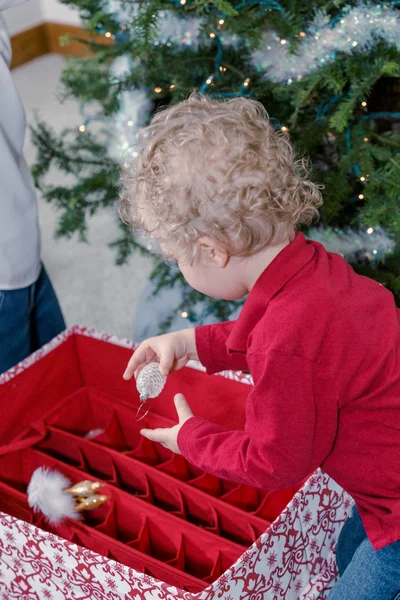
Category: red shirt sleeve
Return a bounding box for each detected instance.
[195,322,249,374]
[178,350,339,489]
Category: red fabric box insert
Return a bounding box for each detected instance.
[0,330,300,591]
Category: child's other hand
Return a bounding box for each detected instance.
[123,328,198,380]
[140,394,194,454]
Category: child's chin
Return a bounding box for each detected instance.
[210,291,247,301]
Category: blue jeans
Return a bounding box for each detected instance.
[0,265,65,374]
[328,505,400,600]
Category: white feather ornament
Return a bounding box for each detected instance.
[27,467,79,524]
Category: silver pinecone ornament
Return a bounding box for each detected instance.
[136,362,167,402]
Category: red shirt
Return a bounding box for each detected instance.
[177,231,400,551]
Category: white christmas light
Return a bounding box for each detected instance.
[308,225,394,265]
[252,3,400,81]
[108,60,152,161]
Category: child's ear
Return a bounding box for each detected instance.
[197,237,229,268]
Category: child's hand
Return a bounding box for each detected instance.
[140,394,194,454]
[123,329,198,379]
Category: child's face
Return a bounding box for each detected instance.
[178,259,246,300]
[176,243,248,301]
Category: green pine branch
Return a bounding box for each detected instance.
[30,0,400,314]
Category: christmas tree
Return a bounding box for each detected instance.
[32,0,400,333]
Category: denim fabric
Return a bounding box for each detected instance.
[0,265,65,374]
[327,504,400,600]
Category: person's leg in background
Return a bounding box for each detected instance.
[327,505,400,600]
[30,265,65,350]
[0,285,31,373]
[0,265,65,374]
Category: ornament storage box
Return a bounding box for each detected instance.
[0,326,351,599]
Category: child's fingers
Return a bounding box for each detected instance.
[174,394,194,423]
[133,350,156,379]
[175,354,189,371]
[123,345,155,380]
[123,351,142,380]
[159,351,175,376]
[140,427,169,443]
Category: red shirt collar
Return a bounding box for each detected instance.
[226,232,316,353]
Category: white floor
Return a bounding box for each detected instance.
[12,54,153,340]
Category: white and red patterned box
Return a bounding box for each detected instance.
[0,326,351,599]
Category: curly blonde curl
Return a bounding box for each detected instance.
[119,94,323,263]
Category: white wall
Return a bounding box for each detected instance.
[40,0,80,26]
[3,0,81,35]
[2,0,42,35]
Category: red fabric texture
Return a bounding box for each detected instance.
[178,231,400,551]
[0,336,82,445]
[0,332,299,591]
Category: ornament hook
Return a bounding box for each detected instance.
[135,398,151,422]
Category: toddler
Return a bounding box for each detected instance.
[120,95,400,599]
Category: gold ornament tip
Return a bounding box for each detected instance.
[65,480,103,496]
[75,494,109,512]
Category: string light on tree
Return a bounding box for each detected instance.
[79,125,86,132]
[308,225,394,266]
[252,3,400,81]
[108,9,204,49]
[107,75,151,161]
[30,0,400,326]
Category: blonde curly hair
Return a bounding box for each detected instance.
[119,94,323,263]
